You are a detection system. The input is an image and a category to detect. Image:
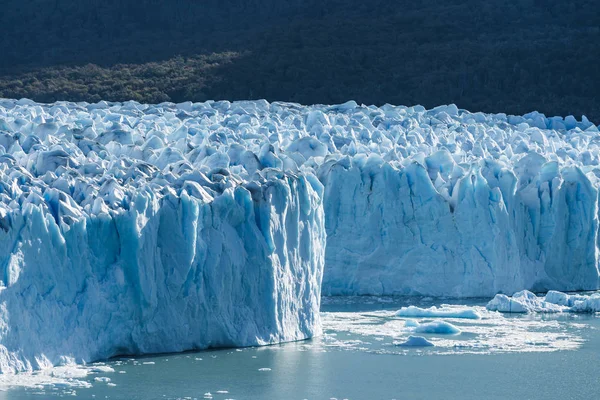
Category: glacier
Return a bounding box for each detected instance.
[0,99,325,373]
[0,97,599,372]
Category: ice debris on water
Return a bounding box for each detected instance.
[395,336,435,347]
[396,306,482,320]
[403,319,419,328]
[487,290,600,313]
[414,321,461,335]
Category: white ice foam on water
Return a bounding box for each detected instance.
[0,363,113,392]
[487,290,600,313]
[0,98,599,373]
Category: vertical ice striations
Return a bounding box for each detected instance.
[0,99,325,373]
[320,153,599,296]
[318,106,600,296]
[0,176,324,373]
[0,98,599,370]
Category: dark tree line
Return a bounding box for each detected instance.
[0,0,598,122]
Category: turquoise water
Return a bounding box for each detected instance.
[2,297,600,399]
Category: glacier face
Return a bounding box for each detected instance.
[317,106,600,296]
[0,99,325,373]
[0,97,600,371]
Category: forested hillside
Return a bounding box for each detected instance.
[1,0,598,121]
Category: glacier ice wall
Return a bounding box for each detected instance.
[317,105,600,296]
[0,97,599,370]
[0,99,325,373]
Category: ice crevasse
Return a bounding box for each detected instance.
[0,98,599,371]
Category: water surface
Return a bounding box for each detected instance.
[2,296,599,399]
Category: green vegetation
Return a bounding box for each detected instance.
[0,0,598,121]
[0,53,242,104]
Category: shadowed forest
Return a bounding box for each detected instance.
[0,0,598,121]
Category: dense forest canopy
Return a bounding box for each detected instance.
[0,0,598,121]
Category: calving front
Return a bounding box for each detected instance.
[0,98,598,372]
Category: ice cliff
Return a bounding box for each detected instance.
[309,104,600,296]
[0,97,599,371]
[0,99,325,373]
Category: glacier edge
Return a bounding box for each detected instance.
[0,98,600,372]
[0,172,325,373]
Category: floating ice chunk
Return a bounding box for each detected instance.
[487,294,528,313]
[93,377,111,383]
[403,319,419,328]
[486,291,565,313]
[396,306,481,320]
[258,368,272,371]
[569,296,600,313]
[89,366,115,373]
[486,290,600,313]
[414,321,461,335]
[545,290,578,307]
[395,336,434,347]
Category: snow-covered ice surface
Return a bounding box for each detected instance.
[487,290,600,313]
[1,98,600,373]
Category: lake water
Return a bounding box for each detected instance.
[2,296,600,399]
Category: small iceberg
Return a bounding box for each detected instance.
[414,321,461,335]
[403,319,419,328]
[395,336,435,347]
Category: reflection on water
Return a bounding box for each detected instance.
[2,296,600,399]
